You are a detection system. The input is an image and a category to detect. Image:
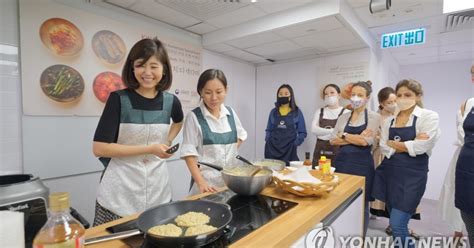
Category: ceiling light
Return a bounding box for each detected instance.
[251,0,257,2]
[443,0,474,14]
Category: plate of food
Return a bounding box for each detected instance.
[39,18,84,57]
[93,71,126,103]
[40,64,84,103]
[92,30,127,65]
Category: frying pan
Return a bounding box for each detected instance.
[85,200,232,247]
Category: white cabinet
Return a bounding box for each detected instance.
[291,189,364,248]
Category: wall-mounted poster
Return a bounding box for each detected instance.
[20,0,202,116]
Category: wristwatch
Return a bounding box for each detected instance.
[341,132,348,140]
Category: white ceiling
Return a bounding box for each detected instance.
[100,0,473,66]
[347,0,474,65]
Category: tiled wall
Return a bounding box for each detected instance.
[0,0,23,174]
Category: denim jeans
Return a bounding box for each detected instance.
[390,208,415,248]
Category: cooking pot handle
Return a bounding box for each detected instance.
[84,229,142,245]
[235,155,254,166]
[197,161,223,171]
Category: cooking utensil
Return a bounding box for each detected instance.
[235,155,254,166]
[235,155,262,176]
[196,161,224,171]
[197,161,273,196]
[85,200,232,247]
[221,168,272,195]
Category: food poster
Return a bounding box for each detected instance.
[19,0,201,116]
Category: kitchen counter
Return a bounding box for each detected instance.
[85,173,365,247]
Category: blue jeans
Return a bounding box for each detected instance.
[390,208,415,248]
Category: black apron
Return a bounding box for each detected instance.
[455,106,474,215]
[372,116,429,214]
[313,107,345,163]
[265,110,299,165]
[333,109,375,201]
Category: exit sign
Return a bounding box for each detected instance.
[381,28,426,49]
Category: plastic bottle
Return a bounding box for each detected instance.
[318,155,327,172]
[33,192,85,248]
[322,158,331,175]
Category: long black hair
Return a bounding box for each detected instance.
[276,84,298,111]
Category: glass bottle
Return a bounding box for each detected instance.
[303,152,312,167]
[33,192,85,248]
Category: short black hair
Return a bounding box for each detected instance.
[196,69,227,95]
[321,83,341,99]
[122,38,172,91]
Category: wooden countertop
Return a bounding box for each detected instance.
[85,173,364,248]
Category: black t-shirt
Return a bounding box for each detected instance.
[93,89,184,143]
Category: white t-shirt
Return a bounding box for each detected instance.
[311,106,349,141]
[180,102,247,158]
[380,105,441,158]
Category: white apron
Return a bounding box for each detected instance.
[437,110,465,232]
[97,90,173,217]
[189,106,240,195]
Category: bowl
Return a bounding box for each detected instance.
[252,159,286,171]
[289,161,304,168]
[221,166,273,195]
[313,166,336,174]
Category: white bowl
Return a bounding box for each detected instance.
[314,166,336,174]
[289,161,304,168]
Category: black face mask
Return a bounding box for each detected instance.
[277,96,290,105]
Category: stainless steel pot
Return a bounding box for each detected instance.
[221,167,272,196]
[197,162,273,196]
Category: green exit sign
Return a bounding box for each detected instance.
[381,28,426,49]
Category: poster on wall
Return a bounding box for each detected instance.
[19,0,201,116]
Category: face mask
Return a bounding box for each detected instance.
[397,98,416,111]
[324,95,339,106]
[384,103,398,114]
[350,96,366,109]
[277,96,290,105]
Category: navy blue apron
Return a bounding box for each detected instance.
[264,109,299,165]
[333,109,375,201]
[455,106,474,215]
[372,116,429,214]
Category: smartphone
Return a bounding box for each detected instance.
[166,143,180,154]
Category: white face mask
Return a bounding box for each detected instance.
[384,103,398,114]
[350,96,366,109]
[324,95,339,106]
[397,98,416,111]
